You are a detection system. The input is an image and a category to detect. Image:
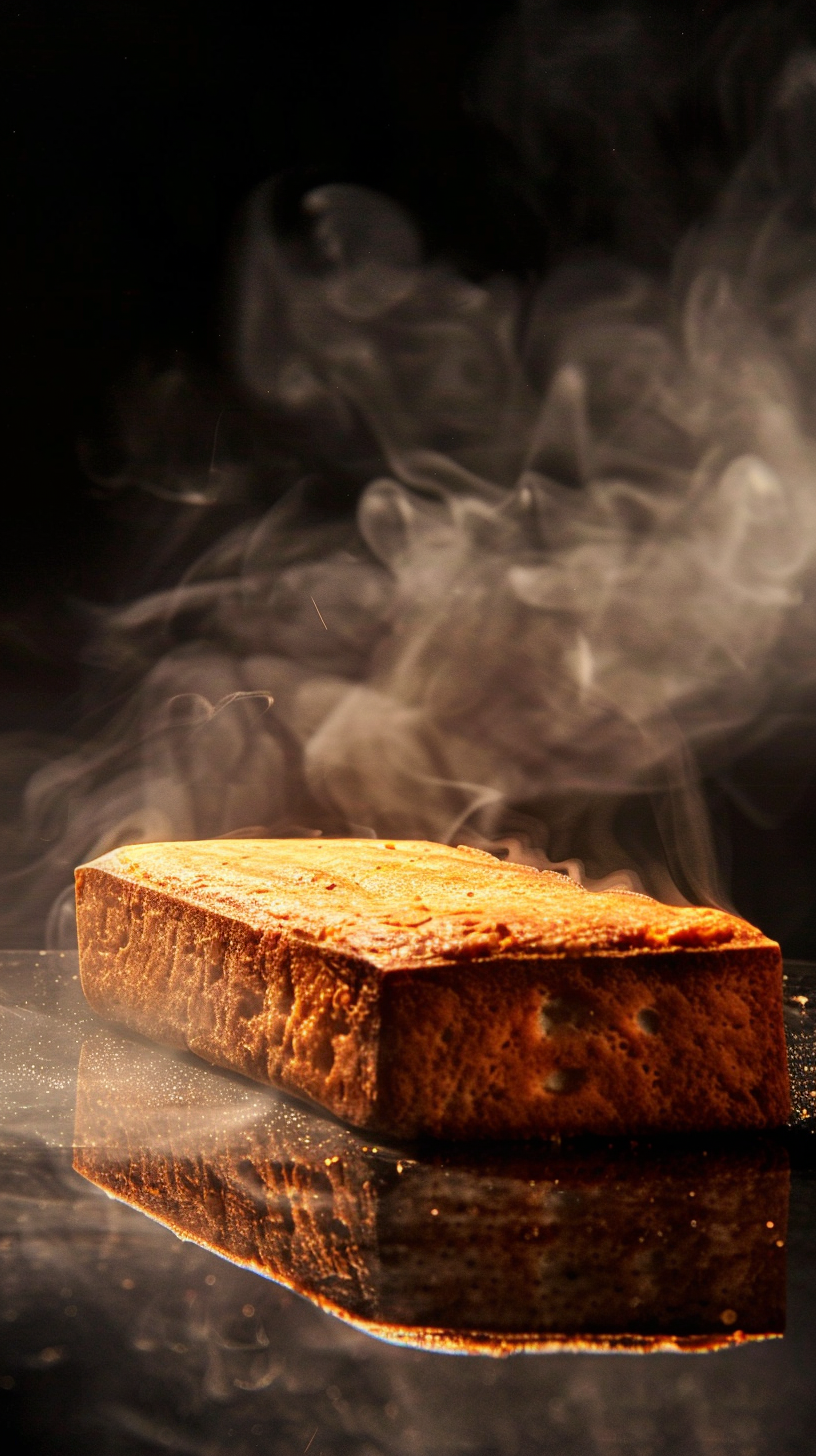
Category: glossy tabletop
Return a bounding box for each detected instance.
[1,952,816,1455]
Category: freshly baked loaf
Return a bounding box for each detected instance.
[74,838,790,1139]
[73,1034,789,1354]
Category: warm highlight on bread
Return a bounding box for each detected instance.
[72,1035,789,1354]
[74,838,790,1139]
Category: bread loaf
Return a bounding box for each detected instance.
[74,838,790,1139]
[73,1034,789,1354]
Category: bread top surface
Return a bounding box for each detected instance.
[78,838,774,971]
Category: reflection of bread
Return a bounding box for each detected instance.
[72,1037,788,1354]
[75,839,789,1139]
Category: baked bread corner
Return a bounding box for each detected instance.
[75,838,790,1139]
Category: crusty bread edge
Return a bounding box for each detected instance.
[75,860,791,1141]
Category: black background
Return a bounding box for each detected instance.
[5,0,816,949]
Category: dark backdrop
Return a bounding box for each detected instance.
[5,0,816,950]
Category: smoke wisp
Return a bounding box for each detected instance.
[8,43,816,944]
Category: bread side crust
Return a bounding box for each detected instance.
[377,944,790,1138]
[76,864,382,1128]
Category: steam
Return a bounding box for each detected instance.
[8,49,816,943]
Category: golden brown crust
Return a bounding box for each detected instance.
[74,838,790,1139]
[80,838,771,968]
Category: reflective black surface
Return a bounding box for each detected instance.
[2,953,816,1454]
